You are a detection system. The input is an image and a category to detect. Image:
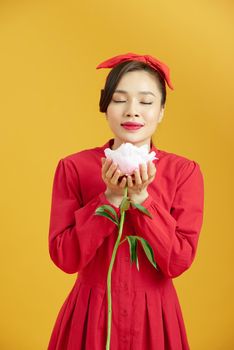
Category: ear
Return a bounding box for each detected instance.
[158,106,165,123]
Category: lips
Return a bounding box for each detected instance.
[121,122,144,126]
[121,123,144,130]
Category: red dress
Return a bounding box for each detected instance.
[47,138,204,350]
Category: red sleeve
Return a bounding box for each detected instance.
[48,158,118,274]
[128,160,204,278]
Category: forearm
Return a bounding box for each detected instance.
[104,188,124,208]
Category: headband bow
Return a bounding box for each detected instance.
[96,52,174,90]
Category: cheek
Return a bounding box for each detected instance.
[106,111,120,128]
[106,104,120,118]
[144,107,162,123]
[144,113,158,125]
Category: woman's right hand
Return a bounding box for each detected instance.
[101,157,127,207]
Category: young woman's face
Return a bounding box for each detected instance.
[105,70,165,150]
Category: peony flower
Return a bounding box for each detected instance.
[104,142,158,175]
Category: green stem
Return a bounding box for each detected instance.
[119,238,127,246]
[106,186,128,350]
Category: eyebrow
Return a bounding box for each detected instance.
[114,89,156,97]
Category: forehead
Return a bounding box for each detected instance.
[114,70,160,94]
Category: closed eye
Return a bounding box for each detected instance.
[113,100,153,105]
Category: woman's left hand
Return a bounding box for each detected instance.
[126,161,156,198]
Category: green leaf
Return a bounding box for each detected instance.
[120,196,130,214]
[126,236,140,271]
[131,202,153,219]
[97,204,119,223]
[135,236,158,270]
[135,251,139,270]
[126,236,137,263]
[94,210,118,226]
[95,207,119,226]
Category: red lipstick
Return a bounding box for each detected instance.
[121,122,144,130]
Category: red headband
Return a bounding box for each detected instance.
[96,52,174,90]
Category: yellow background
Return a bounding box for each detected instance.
[0,0,233,349]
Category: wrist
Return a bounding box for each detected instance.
[104,188,123,208]
[130,190,149,205]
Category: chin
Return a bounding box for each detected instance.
[122,137,146,147]
[121,136,140,144]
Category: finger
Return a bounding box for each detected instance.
[140,163,148,182]
[102,158,112,175]
[148,161,156,179]
[110,168,121,185]
[148,161,156,177]
[127,175,134,188]
[101,157,107,167]
[119,176,127,188]
[105,161,118,179]
[134,168,142,185]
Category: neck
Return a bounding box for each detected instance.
[111,138,152,151]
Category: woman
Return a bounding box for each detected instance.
[47,52,204,349]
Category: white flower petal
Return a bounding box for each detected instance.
[104,142,158,175]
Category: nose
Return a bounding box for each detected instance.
[125,100,139,117]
